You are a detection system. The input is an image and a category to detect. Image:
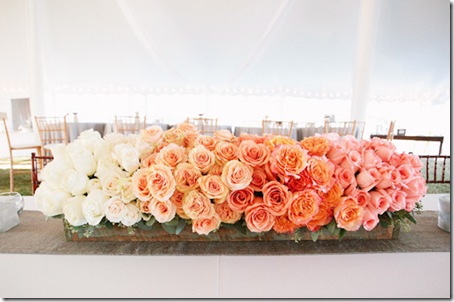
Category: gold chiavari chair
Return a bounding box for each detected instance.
[262,120,294,137]
[35,115,69,157]
[186,116,218,135]
[324,120,356,137]
[114,114,147,135]
[387,120,396,141]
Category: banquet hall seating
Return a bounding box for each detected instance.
[355,121,366,139]
[262,119,294,137]
[418,155,450,184]
[31,152,54,194]
[387,120,396,141]
[35,115,69,157]
[114,114,147,135]
[1,113,42,191]
[186,116,218,135]
[324,120,357,137]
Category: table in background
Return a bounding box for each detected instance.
[233,126,298,140]
[370,134,444,155]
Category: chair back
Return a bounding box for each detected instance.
[31,152,54,194]
[387,120,396,141]
[419,155,450,184]
[35,115,68,155]
[324,120,356,137]
[262,120,294,137]
[186,117,218,135]
[0,116,13,149]
[114,115,147,135]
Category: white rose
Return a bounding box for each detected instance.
[112,143,140,173]
[66,142,97,176]
[41,160,73,190]
[95,155,119,179]
[104,133,129,146]
[82,189,109,225]
[35,182,72,217]
[99,166,128,196]
[61,169,89,196]
[93,139,111,161]
[87,178,103,193]
[49,144,73,166]
[104,196,127,223]
[63,195,87,226]
[119,177,136,203]
[121,203,142,226]
[76,129,103,153]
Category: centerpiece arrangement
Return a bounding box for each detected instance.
[35,122,427,241]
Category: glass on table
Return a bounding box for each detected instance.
[0,192,24,214]
[0,192,24,233]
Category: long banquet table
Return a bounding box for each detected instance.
[0,194,449,298]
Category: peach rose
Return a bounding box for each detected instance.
[156,143,187,169]
[141,152,158,168]
[238,140,270,167]
[299,136,330,156]
[163,128,185,146]
[335,167,356,189]
[197,135,217,151]
[306,157,335,189]
[272,214,300,234]
[362,207,380,231]
[250,168,268,191]
[214,129,236,142]
[368,190,392,215]
[221,160,253,191]
[208,162,224,176]
[149,198,176,223]
[264,135,296,152]
[215,201,242,224]
[139,126,163,145]
[386,189,407,212]
[306,200,333,232]
[244,203,275,233]
[138,199,152,214]
[333,196,364,231]
[173,163,201,192]
[177,122,199,148]
[188,145,216,174]
[170,190,189,219]
[326,144,346,165]
[356,168,381,191]
[198,175,229,202]
[214,141,238,164]
[320,183,343,208]
[182,189,214,219]
[270,144,308,178]
[239,133,265,144]
[288,189,321,226]
[147,164,176,201]
[132,168,153,202]
[376,166,401,189]
[226,186,255,213]
[192,213,221,235]
[262,181,292,216]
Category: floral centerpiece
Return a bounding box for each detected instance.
[35,123,427,241]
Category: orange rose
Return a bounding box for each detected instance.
[221,160,253,191]
[262,181,292,216]
[215,201,242,224]
[306,200,333,232]
[238,140,270,167]
[286,172,312,192]
[244,203,275,233]
[163,128,186,146]
[188,145,216,174]
[208,162,224,176]
[272,214,300,234]
[150,198,176,223]
[146,164,176,201]
[214,141,238,164]
[198,175,229,202]
[250,168,268,192]
[169,190,189,219]
[226,186,255,213]
[214,129,236,143]
[156,143,187,169]
[197,135,217,151]
[320,183,344,208]
[334,196,364,231]
[299,136,330,156]
[192,213,221,235]
[264,135,296,151]
[132,168,153,202]
[306,157,335,188]
[239,133,265,144]
[173,163,201,192]
[270,144,308,178]
[182,189,214,219]
[288,189,321,226]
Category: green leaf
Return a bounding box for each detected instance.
[50,214,64,220]
[146,217,156,226]
[175,219,188,235]
[135,220,155,231]
[310,231,320,242]
[166,217,180,227]
[386,211,393,219]
[161,223,176,234]
[327,220,336,234]
[404,212,417,224]
[338,228,347,240]
[233,222,247,235]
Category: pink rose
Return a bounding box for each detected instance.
[262,181,292,216]
[147,164,176,201]
[173,163,201,193]
[340,135,361,151]
[198,175,229,202]
[214,201,242,224]
[238,140,270,167]
[366,138,396,162]
[182,190,214,219]
[221,160,253,191]
[335,167,356,189]
[244,203,275,233]
[214,141,238,164]
[156,143,187,169]
[226,186,255,213]
[334,196,364,231]
[340,149,361,173]
[368,190,391,215]
[150,198,177,223]
[354,189,371,208]
[326,144,346,165]
[188,145,216,174]
[376,166,401,189]
[402,175,427,200]
[361,149,382,169]
[356,168,381,191]
[288,189,321,226]
[362,207,380,231]
[192,213,221,235]
[386,188,407,212]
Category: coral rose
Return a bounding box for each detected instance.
[326,144,346,165]
[188,145,216,174]
[250,168,268,191]
[306,157,335,189]
[173,163,201,192]
[272,214,300,234]
[306,200,333,232]
[182,190,214,219]
[335,167,356,189]
[264,135,296,152]
[244,203,275,233]
[156,143,187,169]
[192,213,221,235]
[221,160,253,191]
[132,168,153,202]
[356,168,381,191]
[226,186,255,213]
[340,149,362,173]
[198,175,229,202]
[354,189,371,208]
[239,133,265,144]
[150,198,177,223]
[299,136,330,156]
[262,181,292,216]
[238,140,270,167]
[208,162,224,176]
[214,129,236,143]
[320,183,343,208]
[334,196,364,231]
[270,144,308,179]
[214,141,238,164]
[376,166,401,189]
[288,189,321,226]
[215,201,242,224]
[146,164,176,201]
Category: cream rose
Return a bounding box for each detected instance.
[221,160,253,191]
[61,169,89,196]
[112,143,140,173]
[104,196,127,223]
[100,166,128,197]
[35,182,72,217]
[121,203,142,226]
[63,195,87,226]
[82,189,109,225]
[66,141,97,176]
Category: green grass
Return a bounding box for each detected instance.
[0,168,33,196]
